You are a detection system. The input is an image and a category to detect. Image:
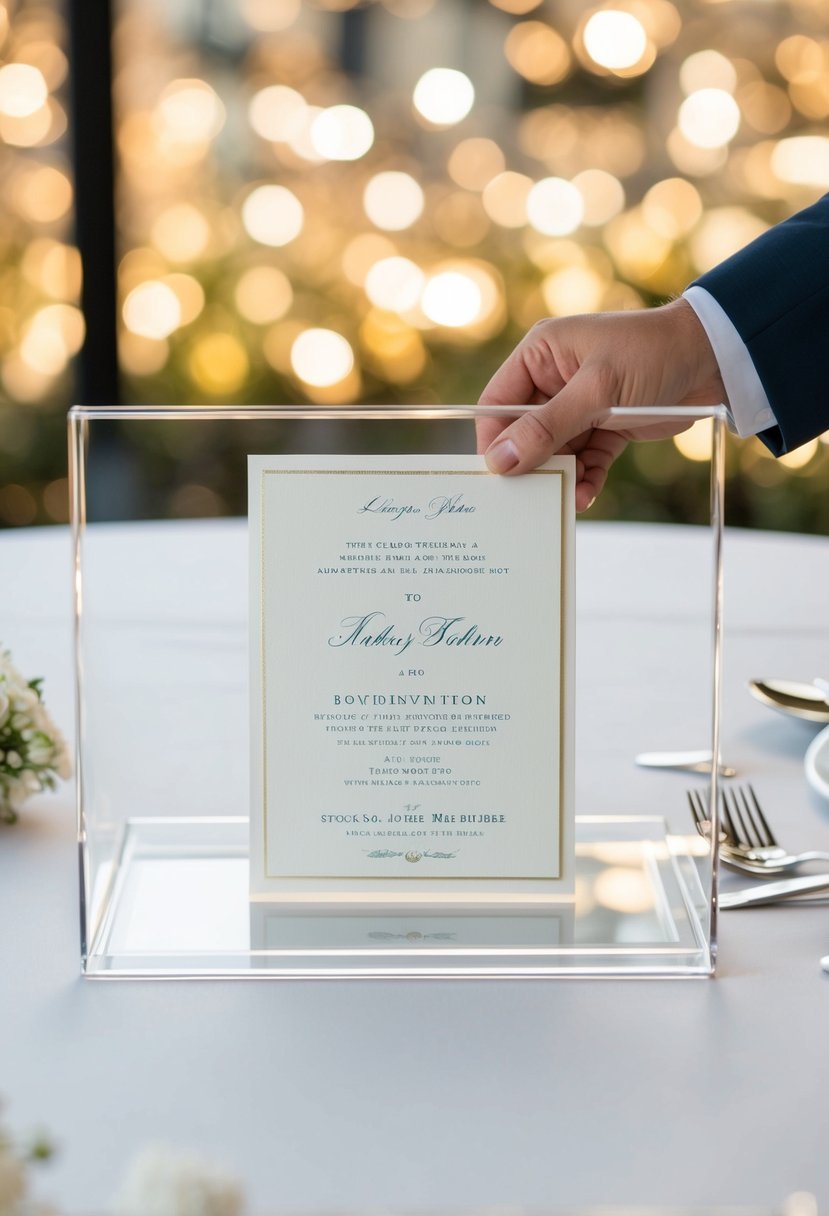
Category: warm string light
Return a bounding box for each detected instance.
[0,0,827,525]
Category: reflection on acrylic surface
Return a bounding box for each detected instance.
[96,818,707,968]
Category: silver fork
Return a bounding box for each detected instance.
[687,783,829,876]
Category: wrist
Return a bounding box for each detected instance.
[663,297,728,405]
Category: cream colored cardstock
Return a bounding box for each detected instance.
[249,454,575,905]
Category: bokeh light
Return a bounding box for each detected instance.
[737,82,791,136]
[310,105,374,161]
[412,68,474,127]
[504,21,571,86]
[542,266,605,316]
[248,86,307,143]
[151,203,210,262]
[604,209,672,284]
[593,866,654,915]
[291,327,355,387]
[641,178,702,239]
[572,169,625,227]
[2,0,829,533]
[421,270,482,328]
[771,136,829,188]
[364,257,425,313]
[678,88,741,149]
[120,334,169,377]
[582,10,649,72]
[426,260,504,339]
[482,171,532,228]
[363,171,424,230]
[342,233,398,285]
[673,419,713,462]
[11,165,72,223]
[690,207,768,273]
[775,35,823,83]
[162,274,205,326]
[780,439,819,469]
[360,310,427,383]
[188,333,249,395]
[0,63,48,118]
[0,101,55,148]
[240,0,302,32]
[15,40,67,92]
[242,185,304,246]
[156,78,225,145]
[666,127,728,176]
[679,50,737,95]
[448,138,505,192]
[0,484,37,525]
[122,281,182,340]
[20,303,84,375]
[235,267,293,325]
[21,239,81,300]
[43,477,69,523]
[526,178,584,237]
[284,105,327,163]
[489,0,543,12]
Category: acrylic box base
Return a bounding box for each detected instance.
[82,815,713,978]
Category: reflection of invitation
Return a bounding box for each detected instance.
[249,905,575,966]
[249,454,575,905]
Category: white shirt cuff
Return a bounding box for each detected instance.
[683,285,777,437]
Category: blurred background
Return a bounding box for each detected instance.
[1,0,828,531]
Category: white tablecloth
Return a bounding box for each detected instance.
[2,521,829,1212]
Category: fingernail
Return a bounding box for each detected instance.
[485,439,519,474]
[585,496,596,510]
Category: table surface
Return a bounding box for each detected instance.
[2,520,829,1214]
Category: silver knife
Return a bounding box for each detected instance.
[720,873,829,909]
[635,750,737,778]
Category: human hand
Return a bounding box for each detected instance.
[477,299,727,511]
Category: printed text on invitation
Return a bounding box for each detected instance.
[249,454,574,902]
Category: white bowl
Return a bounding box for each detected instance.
[804,724,829,799]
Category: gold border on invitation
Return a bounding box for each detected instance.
[259,467,567,884]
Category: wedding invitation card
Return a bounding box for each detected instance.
[249,453,575,905]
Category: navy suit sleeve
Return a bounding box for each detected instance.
[691,193,829,455]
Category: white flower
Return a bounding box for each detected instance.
[6,780,28,810]
[55,746,72,781]
[0,647,71,820]
[0,1145,27,1215]
[111,1146,245,1216]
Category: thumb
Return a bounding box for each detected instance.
[483,365,609,474]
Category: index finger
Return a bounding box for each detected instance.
[476,338,555,455]
[478,341,541,408]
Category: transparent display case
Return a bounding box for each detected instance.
[70,404,724,978]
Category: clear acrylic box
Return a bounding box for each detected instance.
[69,404,725,978]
